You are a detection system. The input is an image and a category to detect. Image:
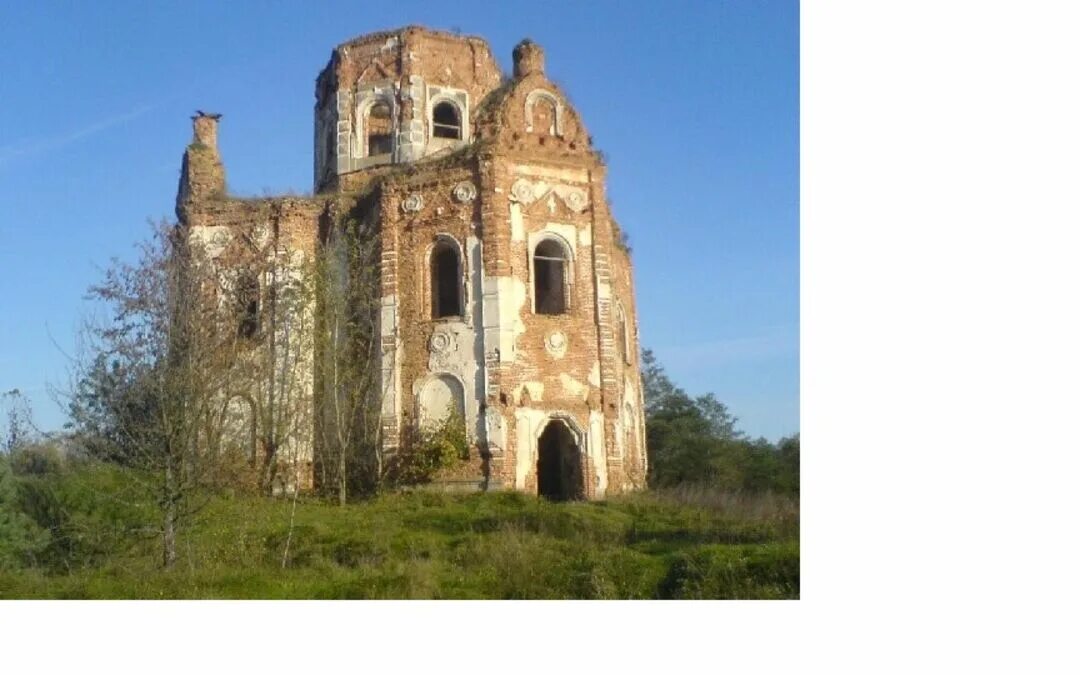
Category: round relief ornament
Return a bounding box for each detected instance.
[565,190,586,210]
[545,331,568,357]
[511,179,535,204]
[430,331,454,354]
[401,193,424,213]
[453,181,477,203]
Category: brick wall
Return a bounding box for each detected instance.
[177,28,646,499]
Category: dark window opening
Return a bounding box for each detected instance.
[431,242,463,319]
[236,274,259,338]
[537,420,583,501]
[432,101,462,140]
[367,102,393,156]
[534,240,568,315]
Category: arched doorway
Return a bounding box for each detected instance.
[537,419,583,501]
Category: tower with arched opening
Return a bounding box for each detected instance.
[177,26,646,498]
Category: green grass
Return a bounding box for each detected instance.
[0,473,798,599]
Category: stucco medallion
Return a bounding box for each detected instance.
[401,193,424,213]
[452,181,477,203]
[510,178,536,204]
[428,329,458,370]
[430,330,455,355]
[563,188,587,212]
[545,331,568,358]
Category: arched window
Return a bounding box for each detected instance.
[525,89,563,136]
[431,240,463,319]
[432,101,462,139]
[534,239,569,315]
[236,273,259,338]
[366,101,393,156]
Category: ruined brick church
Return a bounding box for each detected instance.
[176,26,645,499]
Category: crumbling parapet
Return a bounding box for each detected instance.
[176,112,226,217]
[512,39,545,77]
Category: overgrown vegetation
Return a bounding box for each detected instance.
[0,461,796,599]
[313,200,383,502]
[391,409,469,487]
[0,218,799,598]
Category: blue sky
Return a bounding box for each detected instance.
[0,0,798,441]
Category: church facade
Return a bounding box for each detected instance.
[176,26,646,499]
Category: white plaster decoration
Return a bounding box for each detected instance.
[588,409,608,497]
[426,86,470,144]
[511,163,588,183]
[563,188,587,211]
[416,373,465,430]
[401,193,424,213]
[396,76,427,162]
[452,181,477,203]
[524,88,565,136]
[529,226,578,261]
[508,178,588,212]
[429,330,455,355]
[187,225,232,259]
[536,412,586,449]
[485,408,506,455]
[510,178,536,204]
[428,329,459,370]
[545,331,568,358]
[352,83,397,167]
[378,293,399,423]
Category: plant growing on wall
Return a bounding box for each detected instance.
[391,406,468,487]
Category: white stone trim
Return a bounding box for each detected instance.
[426,85,470,143]
[354,82,397,162]
[425,233,468,321]
[527,229,576,314]
[524,88,564,136]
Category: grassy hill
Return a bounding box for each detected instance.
[0,467,798,599]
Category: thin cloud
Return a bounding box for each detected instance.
[0,104,156,168]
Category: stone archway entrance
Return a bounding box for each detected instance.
[537,419,583,501]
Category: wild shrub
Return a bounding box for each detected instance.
[8,441,68,476]
[0,456,49,570]
[390,409,468,486]
[14,464,156,572]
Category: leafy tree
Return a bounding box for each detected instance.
[775,434,800,495]
[68,220,248,566]
[642,349,743,488]
[314,205,384,502]
[641,349,679,417]
[2,389,36,455]
[640,349,798,495]
[67,352,162,465]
